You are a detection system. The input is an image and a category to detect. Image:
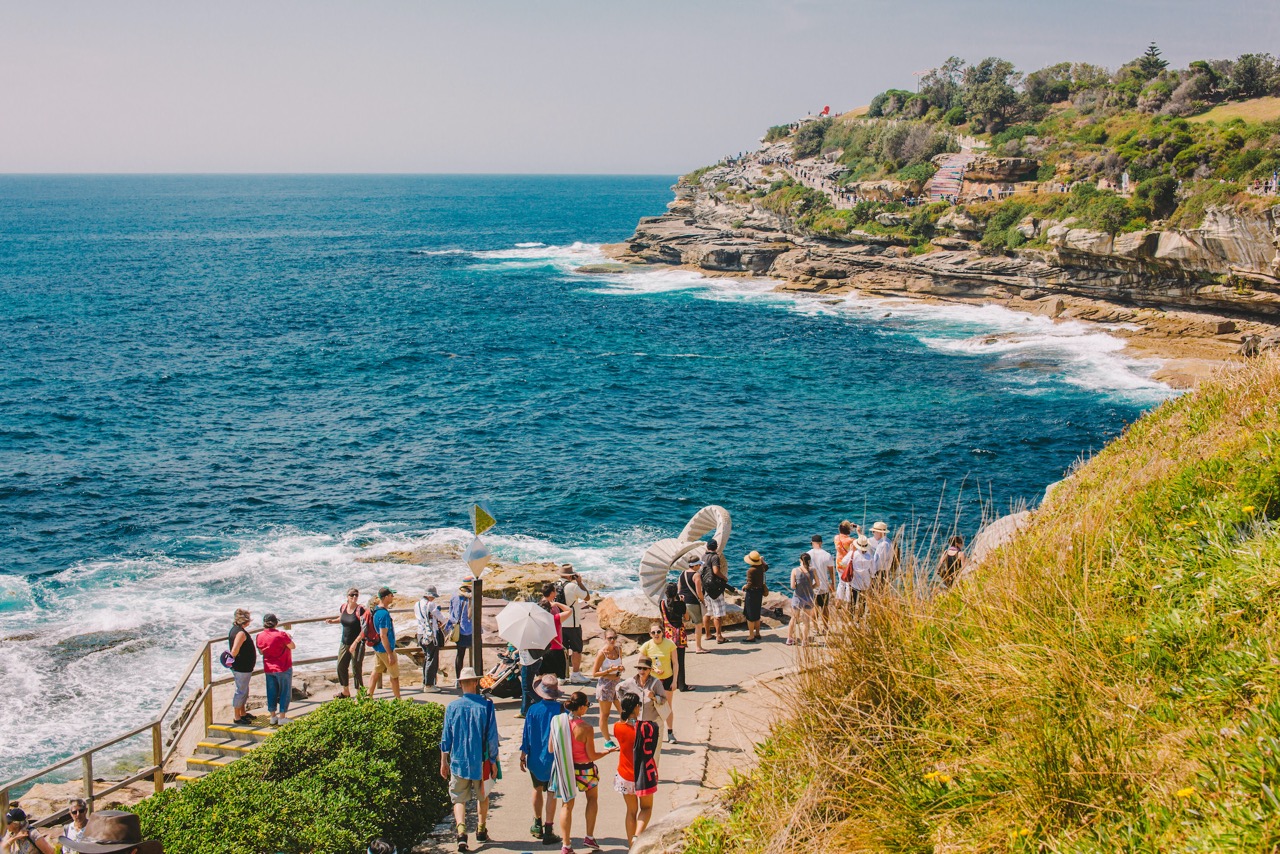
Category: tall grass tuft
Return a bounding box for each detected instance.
[689,355,1280,852]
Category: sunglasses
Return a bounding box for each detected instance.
[69,808,86,815]
[637,666,650,671]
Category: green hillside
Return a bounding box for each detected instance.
[710,48,1280,252]
[686,356,1280,852]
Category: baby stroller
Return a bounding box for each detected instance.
[480,645,522,700]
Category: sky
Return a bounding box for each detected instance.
[2,0,1277,174]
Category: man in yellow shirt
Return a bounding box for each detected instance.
[638,623,679,743]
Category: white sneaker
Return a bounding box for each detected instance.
[569,672,591,685]
[269,715,278,725]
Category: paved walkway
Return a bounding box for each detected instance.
[417,628,797,852]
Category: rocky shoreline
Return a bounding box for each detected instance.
[599,157,1280,389]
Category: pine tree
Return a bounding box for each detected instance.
[1138,42,1168,77]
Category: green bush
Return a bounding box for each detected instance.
[132,697,448,854]
[762,124,792,143]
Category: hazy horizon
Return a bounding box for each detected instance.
[3,0,1278,174]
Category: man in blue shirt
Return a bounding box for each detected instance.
[440,667,499,852]
[444,579,475,687]
[519,674,564,845]
[369,586,400,699]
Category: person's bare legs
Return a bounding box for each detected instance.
[453,801,466,833]
[636,794,654,839]
[558,799,574,847]
[598,700,614,743]
[623,793,638,845]
[585,786,599,839]
[714,616,724,641]
[389,676,400,700]
[543,793,558,833]
[477,794,489,833]
[694,621,706,652]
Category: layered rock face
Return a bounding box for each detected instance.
[605,166,1280,337]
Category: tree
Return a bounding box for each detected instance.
[1226,53,1280,100]
[963,57,1021,132]
[1024,62,1073,106]
[1138,42,1169,79]
[919,56,966,111]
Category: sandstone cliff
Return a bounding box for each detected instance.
[603,161,1280,383]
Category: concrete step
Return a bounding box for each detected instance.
[194,737,260,758]
[174,769,209,787]
[186,753,235,770]
[206,722,278,743]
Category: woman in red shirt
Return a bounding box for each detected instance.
[255,613,296,725]
[612,694,654,847]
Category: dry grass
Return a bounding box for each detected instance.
[1187,96,1280,124]
[685,356,1280,852]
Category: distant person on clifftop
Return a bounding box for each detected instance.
[870,521,893,582]
[700,539,730,643]
[786,553,817,647]
[807,535,835,626]
[255,613,295,725]
[612,693,655,848]
[551,690,616,853]
[591,629,625,745]
[445,579,475,687]
[556,565,592,685]
[441,666,499,852]
[659,581,692,690]
[326,587,367,697]
[938,535,966,587]
[368,586,401,700]
[741,551,768,643]
[677,555,707,653]
[519,674,564,846]
[639,623,679,743]
[227,608,256,726]
[415,586,445,690]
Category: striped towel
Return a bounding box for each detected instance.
[548,712,576,802]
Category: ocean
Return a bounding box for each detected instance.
[0,174,1171,781]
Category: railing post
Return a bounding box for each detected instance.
[151,723,164,794]
[201,643,213,730]
[82,753,93,812]
[471,578,484,675]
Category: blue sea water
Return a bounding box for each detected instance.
[0,175,1170,780]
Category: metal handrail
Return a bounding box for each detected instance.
[0,604,492,823]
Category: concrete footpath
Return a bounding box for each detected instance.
[418,628,797,853]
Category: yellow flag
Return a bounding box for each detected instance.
[470,502,496,536]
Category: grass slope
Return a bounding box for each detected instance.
[1188,96,1280,125]
[688,357,1280,852]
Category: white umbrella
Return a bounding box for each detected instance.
[638,537,707,605]
[496,601,556,650]
[679,504,732,552]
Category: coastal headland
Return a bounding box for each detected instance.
[599,140,1280,389]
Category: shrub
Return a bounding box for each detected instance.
[132,697,448,854]
[763,124,792,143]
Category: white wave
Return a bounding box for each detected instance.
[409,248,468,256]
[579,262,1175,402]
[514,242,546,248]
[470,241,606,270]
[0,522,653,781]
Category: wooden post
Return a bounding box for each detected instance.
[2,786,10,823]
[201,643,213,729]
[82,753,94,811]
[151,722,164,793]
[471,578,484,675]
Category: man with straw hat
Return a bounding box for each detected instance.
[519,674,565,846]
[870,521,893,582]
[441,667,500,852]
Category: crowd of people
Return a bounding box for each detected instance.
[45,521,962,853]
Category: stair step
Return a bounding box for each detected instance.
[186,753,234,769]
[174,769,208,787]
[195,738,260,757]
[206,722,277,742]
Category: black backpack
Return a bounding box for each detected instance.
[701,554,726,598]
[554,581,568,605]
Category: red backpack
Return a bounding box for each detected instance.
[360,606,380,647]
